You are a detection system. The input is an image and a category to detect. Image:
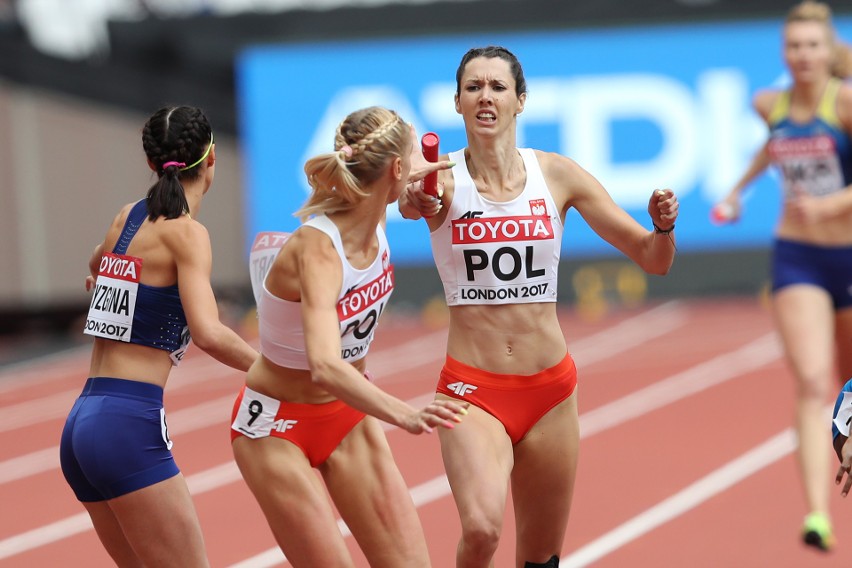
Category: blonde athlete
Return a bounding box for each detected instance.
[400,46,678,567]
[714,1,852,551]
[231,106,468,568]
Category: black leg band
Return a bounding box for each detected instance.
[524,555,559,568]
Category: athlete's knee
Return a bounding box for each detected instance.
[795,372,832,401]
[524,554,559,567]
[460,518,501,558]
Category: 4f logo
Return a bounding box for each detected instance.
[447,382,478,396]
[272,419,298,432]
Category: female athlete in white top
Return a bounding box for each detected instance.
[400,47,679,567]
[232,106,468,568]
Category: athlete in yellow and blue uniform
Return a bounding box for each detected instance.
[767,77,852,311]
[713,2,852,552]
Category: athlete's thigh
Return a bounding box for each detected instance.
[437,394,514,526]
[83,501,144,568]
[107,473,208,568]
[773,285,836,383]
[511,393,579,560]
[321,417,429,568]
[835,306,852,382]
[232,436,353,568]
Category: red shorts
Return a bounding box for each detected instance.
[230,385,366,467]
[436,354,577,444]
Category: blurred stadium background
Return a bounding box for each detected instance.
[1,0,850,365]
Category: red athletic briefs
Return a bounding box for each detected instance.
[230,385,366,467]
[436,354,577,444]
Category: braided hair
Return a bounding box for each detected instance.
[296,106,409,221]
[141,106,213,221]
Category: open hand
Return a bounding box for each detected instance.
[402,399,469,434]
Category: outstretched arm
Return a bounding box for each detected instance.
[554,153,679,275]
[298,230,466,433]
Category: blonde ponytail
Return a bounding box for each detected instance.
[295,107,409,221]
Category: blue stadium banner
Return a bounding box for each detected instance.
[237,17,852,265]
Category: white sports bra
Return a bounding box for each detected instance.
[258,215,394,369]
[430,148,562,306]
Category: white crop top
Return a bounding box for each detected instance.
[258,215,394,369]
[430,148,562,306]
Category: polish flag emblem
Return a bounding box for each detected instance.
[529,199,547,216]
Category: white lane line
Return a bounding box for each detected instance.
[561,429,797,567]
[0,347,91,393]
[580,333,781,437]
[0,461,243,560]
[569,301,687,367]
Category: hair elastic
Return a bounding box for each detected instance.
[162,161,186,169]
[340,145,353,158]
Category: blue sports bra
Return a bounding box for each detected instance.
[84,200,190,364]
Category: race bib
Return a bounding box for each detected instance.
[769,135,844,198]
[231,386,297,438]
[83,252,142,342]
[834,392,852,438]
[337,262,394,362]
[249,232,290,306]
[450,214,555,304]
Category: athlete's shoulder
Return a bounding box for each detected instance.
[293,222,338,259]
[160,215,210,257]
[753,88,783,121]
[533,149,588,190]
[532,149,581,173]
[836,81,852,131]
[110,200,140,226]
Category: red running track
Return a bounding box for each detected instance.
[1,297,851,567]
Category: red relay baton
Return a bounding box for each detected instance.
[421,132,440,197]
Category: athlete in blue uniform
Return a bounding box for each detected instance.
[59,106,258,567]
[715,1,852,551]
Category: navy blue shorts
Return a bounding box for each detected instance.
[59,377,180,502]
[771,239,852,309]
